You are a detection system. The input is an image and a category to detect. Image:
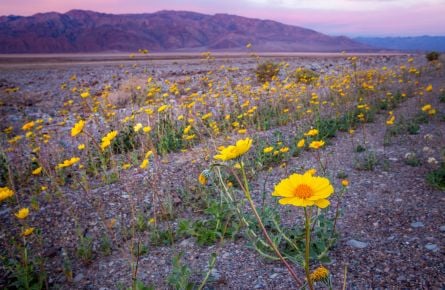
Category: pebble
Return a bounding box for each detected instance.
[179,238,193,247]
[440,225,445,232]
[410,221,424,228]
[425,243,439,252]
[346,239,369,249]
[270,273,279,279]
[74,273,84,283]
[211,269,221,280]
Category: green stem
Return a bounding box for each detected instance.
[304,208,314,290]
[239,161,303,287]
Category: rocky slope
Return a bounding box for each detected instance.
[0,10,371,53]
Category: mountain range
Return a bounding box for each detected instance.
[0,10,372,53]
[354,36,445,52]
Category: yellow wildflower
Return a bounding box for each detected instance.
[0,187,14,202]
[57,157,80,169]
[134,123,143,132]
[100,130,118,151]
[297,139,305,148]
[422,104,432,112]
[22,121,35,131]
[425,84,433,92]
[272,172,334,208]
[280,147,289,153]
[80,91,90,98]
[198,172,207,185]
[341,179,349,187]
[158,104,169,113]
[71,120,85,137]
[214,138,253,161]
[140,159,149,169]
[145,150,153,159]
[309,140,325,149]
[122,163,131,170]
[305,168,317,176]
[263,146,274,153]
[386,115,395,125]
[78,144,85,150]
[309,266,329,282]
[32,167,42,175]
[304,128,318,137]
[15,208,29,219]
[143,126,152,133]
[22,227,35,236]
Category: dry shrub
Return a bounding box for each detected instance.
[107,76,146,108]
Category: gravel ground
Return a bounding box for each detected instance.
[0,54,443,289]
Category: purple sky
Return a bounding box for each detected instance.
[1,0,445,36]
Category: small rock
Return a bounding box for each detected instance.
[0,207,11,217]
[270,273,279,279]
[74,273,84,283]
[410,221,424,228]
[346,239,368,249]
[395,198,403,202]
[210,269,221,280]
[254,277,266,289]
[440,225,445,232]
[425,243,439,252]
[179,238,193,247]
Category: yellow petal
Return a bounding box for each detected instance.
[279,197,314,207]
[314,199,330,208]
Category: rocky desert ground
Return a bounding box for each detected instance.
[0,52,444,289]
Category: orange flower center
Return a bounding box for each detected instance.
[294,184,313,199]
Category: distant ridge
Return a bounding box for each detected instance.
[0,9,372,53]
[354,36,445,52]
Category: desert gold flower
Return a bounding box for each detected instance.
[15,208,29,219]
[157,104,169,113]
[133,123,143,132]
[309,266,329,282]
[71,120,85,137]
[341,179,349,187]
[309,140,325,149]
[214,138,253,161]
[425,84,433,92]
[263,146,274,153]
[80,91,90,98]
[142,151,152,160]
[143,126,152,133]
[0,187,14,202]
[57,157,80,169]
[198,172,207,185]
[280,147,289,153]
[297,139,305,148]
[272,172,334,208]
[386,115,395,125]
[304,128,319,137]
[100,130,118,151]
[22,227,35,236]
[122,163,131,170]
[32,167,42,175]
[78,143,85,150]
[22,121,35,131]
[305,168,317,176]
[422,104,432,112]
[140,159,149,169]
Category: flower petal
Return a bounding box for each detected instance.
[314,199,330,208]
